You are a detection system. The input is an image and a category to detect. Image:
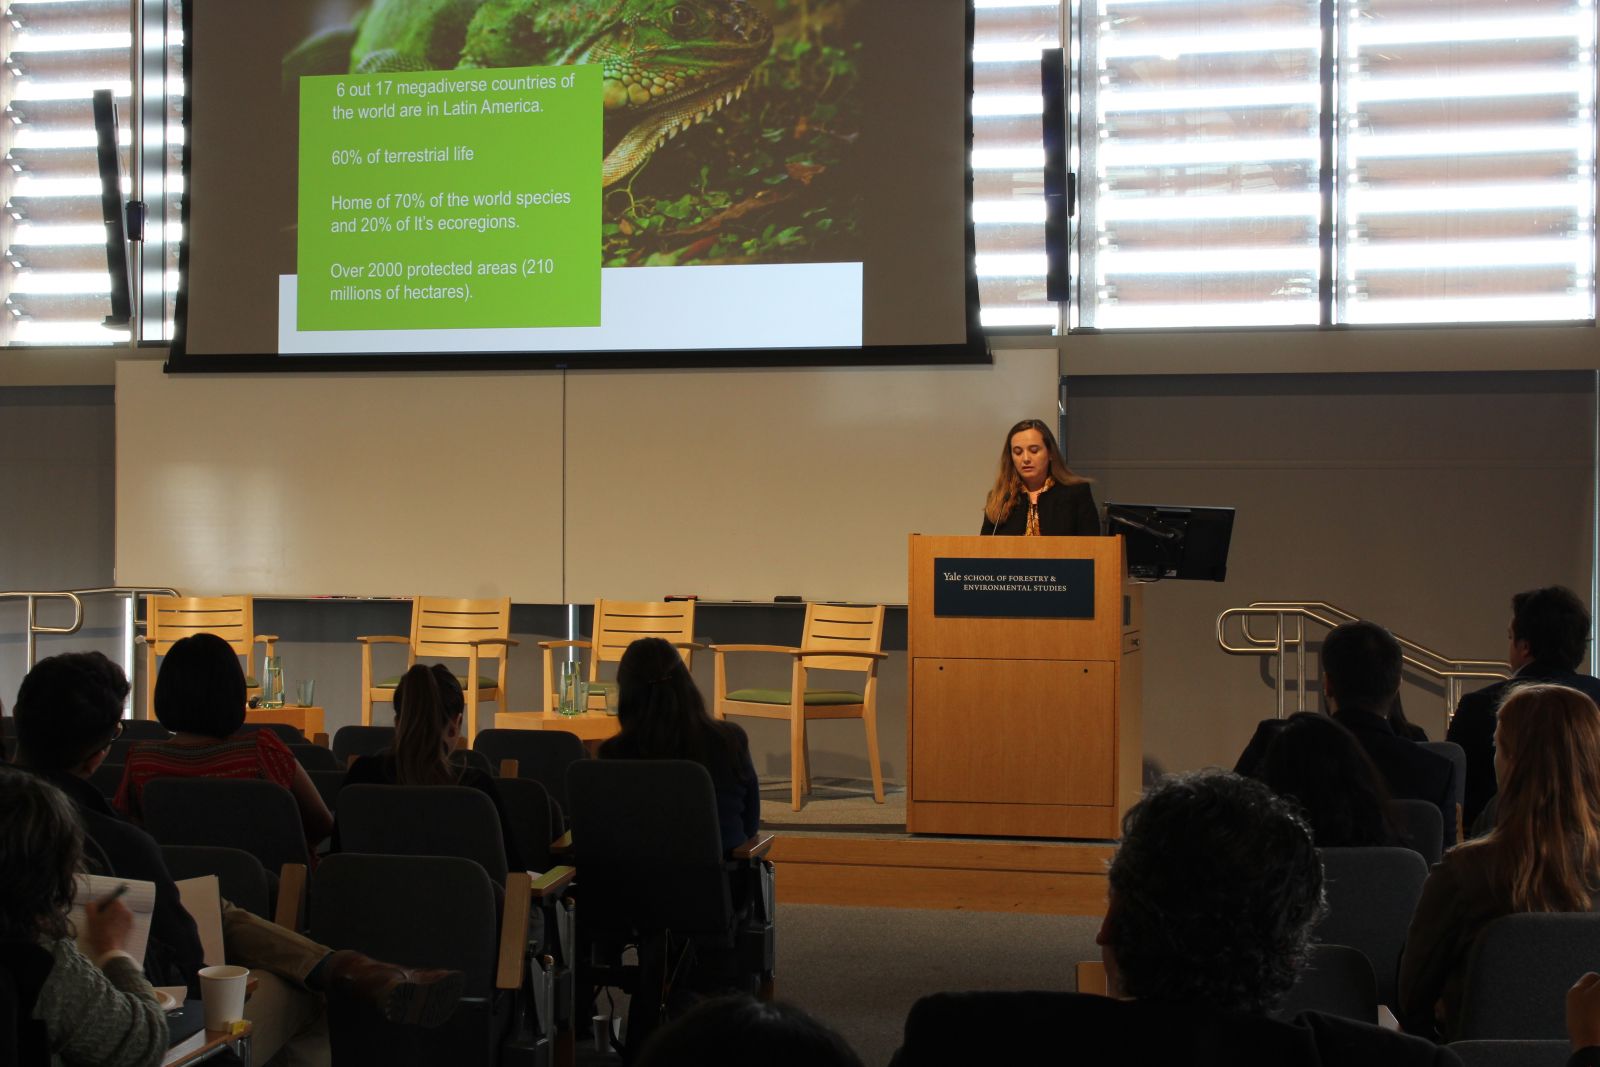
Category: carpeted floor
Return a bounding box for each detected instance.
[576,903,1101,1067]
[758,777,907,832]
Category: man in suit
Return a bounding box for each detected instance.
[889,772,1455,1066]
[1449,586,1600,828]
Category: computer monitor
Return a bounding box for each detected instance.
[1104,503,1236,582]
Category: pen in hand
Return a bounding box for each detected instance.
[96,883,130,908]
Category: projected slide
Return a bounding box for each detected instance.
[178,1,975,364]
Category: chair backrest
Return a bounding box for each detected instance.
[333,725,396,764]
[449,747,494,776]
[799,603,885,673]
[309,853,500,1064]
[160,844,272,919]
[493,777,556,874]
[288,743,342,772]
[410,596,511,665]
[308,769,347,813]
[1315,846,1430,1008]
[1418,740,1467,847]
[1458,913,1600,1039]
[118,719,172,741]
[1274,944,1377,1024]
[338,784,509,884]
[472,729,586,816]
[1389,798,1444,867]
[141,777,310,873]
[588,599,697,676]
[1447,1040,1572,1067]
[146,594,257,658]
[240,722,310,746]
[566,759,731,939]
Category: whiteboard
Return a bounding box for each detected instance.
[116,350,1059,604]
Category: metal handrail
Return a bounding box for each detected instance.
[0,591,85,668]
[2,586,179,713]
[1217,599,1512,721]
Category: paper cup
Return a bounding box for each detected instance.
[198,965,249,1031]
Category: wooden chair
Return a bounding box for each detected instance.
[357,596,516,742]
[142,595,276,719]
[538,599,698,713]
[713,603,887,811]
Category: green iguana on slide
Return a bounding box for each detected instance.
[285,0,774,187]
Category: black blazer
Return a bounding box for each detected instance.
[1332,709,1455,831]
[980,481,1100,536]
[889,991,1458,1067]
[1448,663,1600,827]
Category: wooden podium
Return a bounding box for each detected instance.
[906,535,1142,840]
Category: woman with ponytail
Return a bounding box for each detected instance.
[340,663,523,870]
[600,637,760,854]
[1399,683,1600,1038]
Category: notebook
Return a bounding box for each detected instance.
[70,874,155,967]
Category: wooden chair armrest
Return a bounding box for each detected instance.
[710,644,798,655]
[731,833,775,860]
[497,872,533,990]
[792,649,888,661]
[498,758,519,778]
[275,863,308,930]
[537,640,591,650]
[672,641,708,652]
[355,635,409,645]
[254,634,280,644]
[1075,960,1109,997]
[312,732,329,748]
[468,637,519,648]
[550,830,572,856]
[529,866,577,900]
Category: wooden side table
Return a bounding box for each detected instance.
[244,705,325,739]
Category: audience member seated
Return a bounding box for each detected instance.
[890,772,1452,1066]
[1239,621,1453,834]
[1242,711,1401,847]
[338,663,524,871]
[0,770,167,1067]
[635,995,863,1067]
[114,633,334,849]
[1399,683,1600,1040]
[599,637,759,855]
[10,651,466,1063]
[1448,586,1600,829]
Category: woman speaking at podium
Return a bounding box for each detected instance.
[980,418,1099,536]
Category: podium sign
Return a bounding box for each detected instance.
[933,557,1095,619]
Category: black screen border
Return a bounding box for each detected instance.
[167,1,989,373]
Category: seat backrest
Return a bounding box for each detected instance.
[332,725,396,764]
[493,777,556,874]
[1418,740,1467,847]
[1274,944,1377,1024]
[309,853,500,1065]
[142,777,310,873]
[472,729,586,813]
[449,747,494,776]
[1389,798,1443,867]
[800,603,885,673]
[566,759,730,938]
[160,844,272,918]
[589,599,697,674]
[338,784,508,884]
[118,719,172,741]
[240,722,310,746]
[1446,1040,1574,1067]
[288,743,342,772]
[146,594,257,658]
[410,596,511,664]
[1315,846,1429,1008]
[1458,913,1600,1039]
[308,769,347,813]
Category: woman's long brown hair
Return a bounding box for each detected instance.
[391,663,461,787]
[983,418,1088,526]
[1469,683,1600,911]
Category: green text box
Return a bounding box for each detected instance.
[298,64,600,332]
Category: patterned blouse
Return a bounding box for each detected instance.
[1023,477,1056,536]
[114,729,299,823]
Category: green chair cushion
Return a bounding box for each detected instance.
[725,688,862,706]
[375,675,498,691]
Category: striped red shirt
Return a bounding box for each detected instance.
[114,730,298,823]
